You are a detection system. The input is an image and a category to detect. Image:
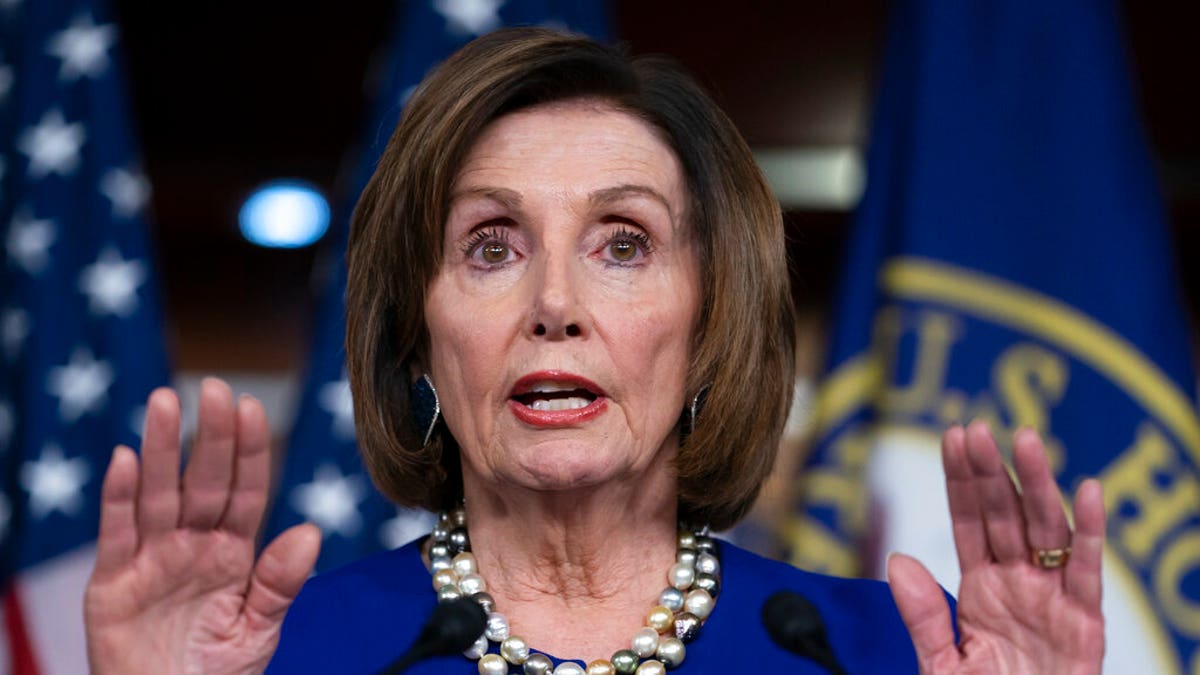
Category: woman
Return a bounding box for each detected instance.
[83,28,1105,674]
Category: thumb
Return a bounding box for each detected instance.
[244,523,322,627]
[887,552,958,671]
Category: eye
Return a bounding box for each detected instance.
[480,241,509,264]
[601,226,652,264]
[462,225,517,266]
[609,239,638,262]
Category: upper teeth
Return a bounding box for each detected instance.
[528,381,580,394]
[530,397,591,411]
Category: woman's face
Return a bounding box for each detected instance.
[425,99,702,495]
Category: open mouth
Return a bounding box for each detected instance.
[512,382,600,411]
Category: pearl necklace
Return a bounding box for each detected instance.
[426,506,721,675]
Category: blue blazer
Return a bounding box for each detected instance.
[269,539,923,673]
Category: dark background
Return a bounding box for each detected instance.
[110,1,1200,378]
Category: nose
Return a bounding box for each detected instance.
[529,252,585,340]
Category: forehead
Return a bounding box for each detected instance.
[453,99,688,207]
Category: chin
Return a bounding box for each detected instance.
[509,440,630,492]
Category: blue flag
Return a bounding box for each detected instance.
[0,0,170,671]
[265,0,611,573]
[786,0,1200,671]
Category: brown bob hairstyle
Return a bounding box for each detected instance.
[346,27,795,532]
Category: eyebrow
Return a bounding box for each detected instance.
[589,184,675,220]
[451,183,677,222]
[450,186,523,210]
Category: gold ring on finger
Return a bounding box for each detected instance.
[1032,546,1071,569]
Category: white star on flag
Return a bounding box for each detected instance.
[379,507,436,549]
[2,307,30,360]
[46,347,115,423]
[100,167,151,218]
[20,443,91,519]
[129,405,147,440]
[46,13,116,81]
[432,0,504,36]
[0,64,13,104]
[6,210,56,275]
[78,246,147,316]
[17,108,86,179]
[319,377,356,440]
[289,464,368,538]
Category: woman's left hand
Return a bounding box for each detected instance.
[887,421,1105,674]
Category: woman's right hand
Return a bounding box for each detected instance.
[84,378,321,674]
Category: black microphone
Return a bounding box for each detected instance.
[762,590,848,675]
[375,597,488,675]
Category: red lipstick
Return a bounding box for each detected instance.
[508,370,607,427]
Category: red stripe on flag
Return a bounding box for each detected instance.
[3,584,42,675]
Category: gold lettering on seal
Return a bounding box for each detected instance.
[1103,422,1200,562]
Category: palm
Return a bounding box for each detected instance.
[888,423,1105,674]
[84,379,320,675]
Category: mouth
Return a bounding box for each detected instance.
[508,371,607,426]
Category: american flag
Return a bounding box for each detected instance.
[264,0,611,573]
[0,0,170,673]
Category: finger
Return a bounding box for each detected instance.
[243,523,322,629]
[94,446,140,577]
[180,377,237,529]
[886,553,958,670]
[965,420,1028,563]
[136,388,182,537]
[1064,479,1105,610]
[1012,428,1072,551]
[942,424,989,572]
[220,394,271,538]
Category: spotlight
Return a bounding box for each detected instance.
[238,179,331,248]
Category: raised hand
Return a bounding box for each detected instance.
[887,421,1105,674]
[84,378,321,674]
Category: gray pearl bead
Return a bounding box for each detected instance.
[693,536,716,554]
[431,523,450,542]
[448,527,470,554]
[430,555,453,572]
[501,635,530,665]
[451,508,468,526]
[611,650,639,674]
[458,572,487,596]
[485,611,510,641]
[429,542,451,559]
[437,584,463,602]
[695,552,719,577]
[673,612,701,642]
[655,637,685,668]
[471,591,496,613]
[694,573,720,598]
[658,587,684,612]
[524,653,554,675]
[464,633,489,659]
[675,549,697,567]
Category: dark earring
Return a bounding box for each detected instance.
[680,384,710,439]
[410,374,441,447]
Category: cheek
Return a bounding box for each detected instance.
[424,278,514,418]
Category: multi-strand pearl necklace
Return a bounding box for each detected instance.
[426,506,721,675]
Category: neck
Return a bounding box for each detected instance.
[458,461,679,661]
